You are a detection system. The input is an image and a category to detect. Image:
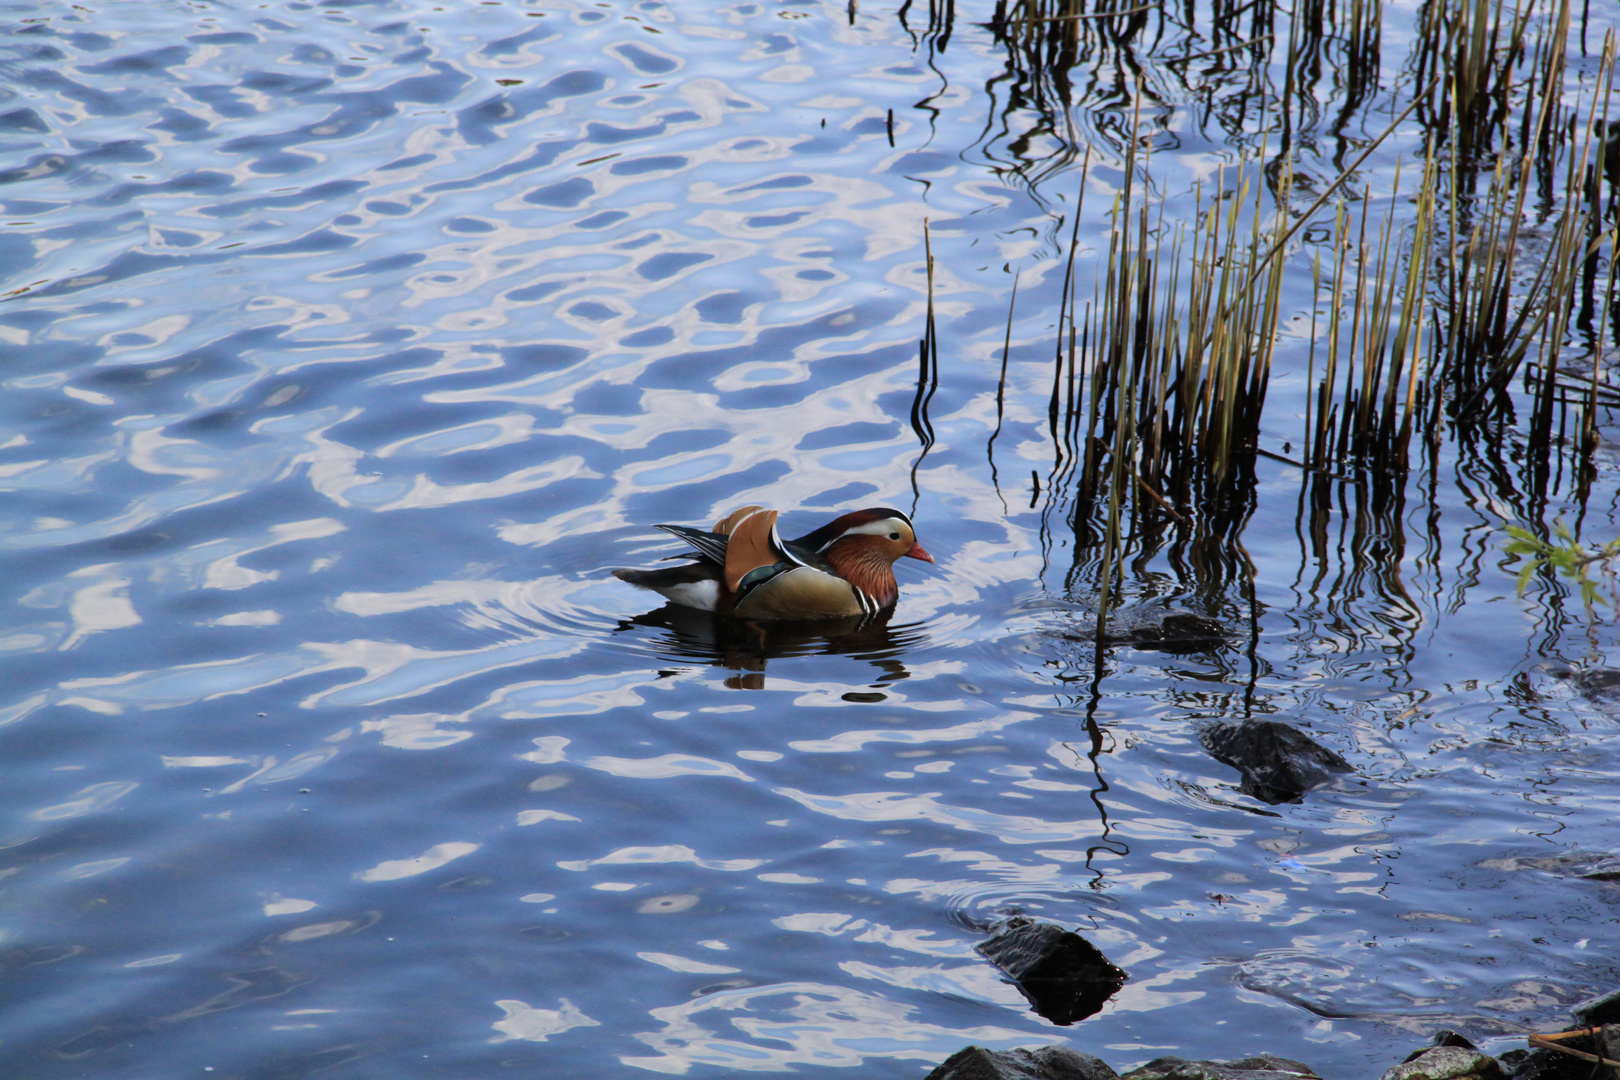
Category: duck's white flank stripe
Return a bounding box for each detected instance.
[773,519,810,566]
[664,579,721,611]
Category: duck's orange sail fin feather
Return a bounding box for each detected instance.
[712,505,766,536]
[724,509,779,593]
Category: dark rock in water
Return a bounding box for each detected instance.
[1496,1051,1528,1073]
[1121,1054,1320,1080]
[924,1045,1120,1080]
[1380,1047,1504,1080]
[975,917,1128,1025]
[1200,719,1352,804]
[1605,1029,1620,1066]
[1507,1049,1592,1080]
[1572,986,1620,1027]
[1578,857,1620,881]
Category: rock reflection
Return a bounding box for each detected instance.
[615,604,926,690]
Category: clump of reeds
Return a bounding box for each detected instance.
[1015,12,1620,625]
[1440,17,1615,460]
[1302,157,1437,478]
[1045,92,1302,623]
[1413,0,1531,166]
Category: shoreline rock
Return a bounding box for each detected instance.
[924,992,1620,1080]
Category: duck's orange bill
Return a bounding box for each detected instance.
[904,542,935,563]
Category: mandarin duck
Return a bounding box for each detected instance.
[613,505,934,620]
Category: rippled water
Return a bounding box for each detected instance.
[2,1,1619,1077]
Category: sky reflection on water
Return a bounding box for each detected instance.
[0,0,1618,1078]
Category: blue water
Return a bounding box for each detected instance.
[2,1,1618,1077]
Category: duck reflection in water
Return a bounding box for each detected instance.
[615,602,924,690]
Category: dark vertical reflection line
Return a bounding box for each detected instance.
[1080,645,1123,888]
[988,270,1020,512]
[910,223,940,516]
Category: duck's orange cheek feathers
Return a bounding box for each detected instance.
[904,542,934,563]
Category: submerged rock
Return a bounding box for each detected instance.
[1111,612,1229,654]
[1121,1054,1320,1080]
[1200,719,1352,804]
[924,1045,1120,1080]
[1380,1047,1504,1080]
[1480,852,1620,882]
[1570,668,1620,707]
[975,917,1128,1025]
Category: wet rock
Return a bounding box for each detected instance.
[1571,987,1620,1027]
[1380,1047,1504,1080]
[1121,1054,1320,1080]
[1506,1049,1590,1080]
[1402,1031,1478,1063]
[975,916,1128,1025]
[1199,719,1352,804]
[924,1045,1120,1080]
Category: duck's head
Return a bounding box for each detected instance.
[801,507,934,570]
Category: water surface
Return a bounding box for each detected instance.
[2,1,1618,1078]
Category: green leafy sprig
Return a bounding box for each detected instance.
[1504,520,1620,612]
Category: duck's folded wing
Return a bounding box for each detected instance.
[654,504,772,568]
[712,504,766,535]
[723,509,810,592]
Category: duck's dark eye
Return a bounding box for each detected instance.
[888,532,900,540]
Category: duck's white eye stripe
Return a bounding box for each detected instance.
[840,518,908,540]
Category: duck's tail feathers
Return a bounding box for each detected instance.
[655,523,730,566]
[612,564,722,610]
